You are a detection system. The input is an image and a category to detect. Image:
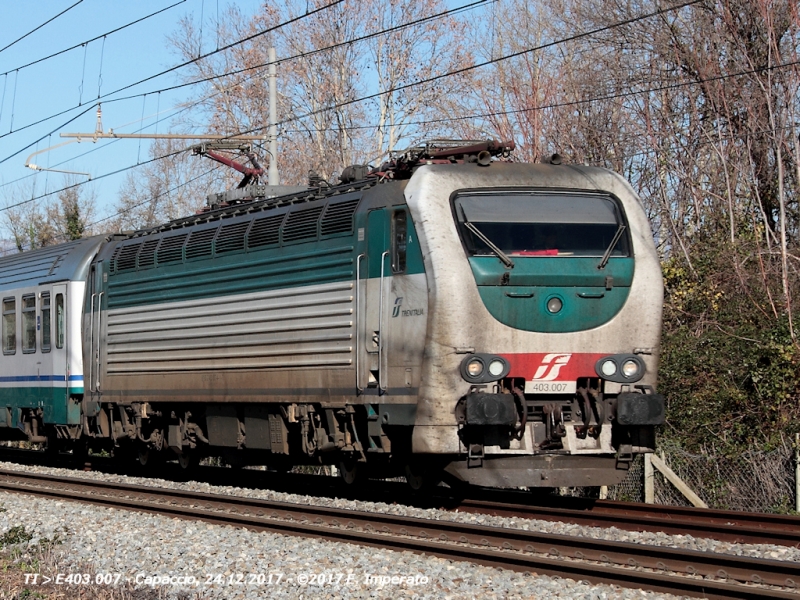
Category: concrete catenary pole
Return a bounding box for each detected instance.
[268,47,279,186]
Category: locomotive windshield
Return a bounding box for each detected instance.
[454,191,630,258]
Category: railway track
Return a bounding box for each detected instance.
[451,496,800,547]
[3,446,800,548]
[0,468,798,599]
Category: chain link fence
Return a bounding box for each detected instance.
[606,439,797,513]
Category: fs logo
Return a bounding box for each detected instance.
[392,297,403,318]
[532,353,572,381]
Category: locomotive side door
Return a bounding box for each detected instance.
[87,263,104,403]
[361,209,390,393]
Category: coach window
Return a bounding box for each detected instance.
[22,295,36,353]
[55,294,65,349]
[2,298,15,355]
[391,209,407,274]
[41,293,51,353]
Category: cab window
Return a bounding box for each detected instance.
[391,209,408,274]
[454,191,630,258]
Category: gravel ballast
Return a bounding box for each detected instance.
[0,458,773,598]
[0,491,684,600]
[0,459,795,563]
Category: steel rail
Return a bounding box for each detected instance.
[2,447,800,548]
[0,469,797,599]
[452,497,800,547]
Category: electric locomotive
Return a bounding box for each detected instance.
[0,141,665,489]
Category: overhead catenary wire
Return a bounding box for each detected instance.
[1,146,186,213]
[232,0,706,139]
[0,0,482,152]
[1,0,788,217]
[112,0,494,105]
[0,0,84,55]
[0,0,186,77]
[0,83,232,190]
[88,164,223,228]
[0,0,346,158]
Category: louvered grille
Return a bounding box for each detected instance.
[185,227,217,260]
[116,243,141,272]
[156,234,188,264]
[248,213,285,248]
[320,198,360,235]
[137,239,159,270]
[215,221,249,254]
[283,206,323,242]
[110,246,122,273]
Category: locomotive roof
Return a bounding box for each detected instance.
[125,179,380,241]
[0,236,104,292]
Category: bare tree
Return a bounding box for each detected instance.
[111,138,222,232]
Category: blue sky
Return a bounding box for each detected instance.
[0,0,261,220]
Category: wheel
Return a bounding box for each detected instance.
[339,458,364,485]
[176,450,198,470]
[137,444,158,467]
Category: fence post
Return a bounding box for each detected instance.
[644,452,654,504]
[796,433,799,513]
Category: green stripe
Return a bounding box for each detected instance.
[0,387,82,425]
[106,206,427,310]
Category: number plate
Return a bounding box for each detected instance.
[524,380,577,394]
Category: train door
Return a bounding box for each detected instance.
[87,264,103,403]
[360,207,422,395]
[361,209,390,393]
[51,284,68,405]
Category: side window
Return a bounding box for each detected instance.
[41,293,51,353]
[56,294,65,349]
[2,298,15,355]
[391,209,408,274]
[22,295,36,353]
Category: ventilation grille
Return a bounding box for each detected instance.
[248,213,285,248]
[283,206,324,242]
[137,239,159,270]
[185,228,217,260]
[116,243,141,272]
[157,234,188,264]
[216,221,249,254]
[321,198,360,235]
[110,246,122,273]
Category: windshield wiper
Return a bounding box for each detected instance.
[459,207,514,269]
[597,224,626,270]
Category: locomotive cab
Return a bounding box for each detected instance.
[404,159,665,488]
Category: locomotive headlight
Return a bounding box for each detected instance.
[621,359,640,379]
[600,359,617,377]
[461,354,510,383]
[595,354,645,383]
[466,358,485,377]
[488,359,505,377]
